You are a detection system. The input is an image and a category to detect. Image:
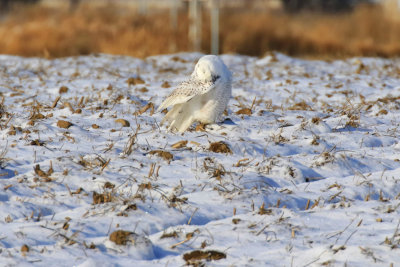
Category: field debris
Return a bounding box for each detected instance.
[57,120,73,129]
[149,150,173,161]
[171,140,188,149]
[183,250,227,264]
[20,244,29,255]
[134,102,154,116]
[59,86,69,94]
[236,107,252,115]
[209,141,232,154]
[109,230,136,245]
[127,77,145,86]
[0,52,399,266]
[92,191,114,204]
[115,118,130,127]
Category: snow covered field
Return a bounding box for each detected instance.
[0,52,399,266]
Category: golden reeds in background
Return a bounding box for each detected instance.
[0,1,399,59]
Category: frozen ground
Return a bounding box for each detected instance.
[0,52,399,266]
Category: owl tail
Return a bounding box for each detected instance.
[162,104,194,133]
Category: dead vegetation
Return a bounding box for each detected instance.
[57,120,73,129]
[0,100,5,119]
[171,140,188,149]
[183,250,226,265]
[288,101,313,111]
[208,141,232,154]
[126,77,145,86]
[258,202,273,215]
[160,230,179,239]
[223,5,400,58]
[115,118,130,127]
[202,157,227,181]
[33,163,54,182]
[1,39,399,265]
[109,230,135,245]
[92,191,114,204]
[122,125,140,156]
[134,102,154,116]
[149,150,174,161]
[0,4,399,58]
[20,244,29,253]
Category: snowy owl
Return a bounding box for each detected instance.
[157,55,232,133]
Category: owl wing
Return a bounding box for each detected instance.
[157,78,217,112]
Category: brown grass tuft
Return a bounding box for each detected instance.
[109,230,135,245]
[34,163,53,179]
[21,244,29,254]
[236,108,252,116]
[288,101,313,111]
[209,141,232,154]
[258,202,272,215]
[92,191,113,204]
[161,81,171,88]
[127,77,145,86]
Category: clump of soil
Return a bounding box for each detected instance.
[30,139,44,146]
[161,81,171,88]
[59,86,69,94]
[126,77,145,86]
[208,141,232,154]
[57,120,73,129]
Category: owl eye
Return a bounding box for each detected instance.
[212,75,220,83]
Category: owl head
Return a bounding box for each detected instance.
[193,55,231,83]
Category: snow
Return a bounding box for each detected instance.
[0,52,399,266]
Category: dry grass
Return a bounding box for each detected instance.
[0,4,189,58]
[0,3,399,58]
[219,5,400,58]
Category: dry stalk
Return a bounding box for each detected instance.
[187,207,199,225]
[51,96,61,108]
[122,125,140,156]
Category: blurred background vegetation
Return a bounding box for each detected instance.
[0,0,399,59]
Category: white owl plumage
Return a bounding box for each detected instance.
[157,55,232,132]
